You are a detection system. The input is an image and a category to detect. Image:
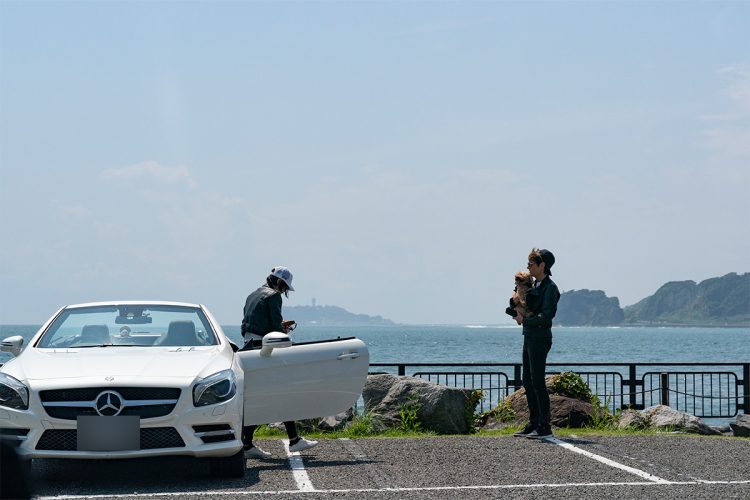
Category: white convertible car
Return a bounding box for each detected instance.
[0,301,369,477]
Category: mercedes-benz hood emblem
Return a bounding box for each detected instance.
[95,390,124,416]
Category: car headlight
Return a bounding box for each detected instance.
[0,373,29,410]
[193,369,237,407]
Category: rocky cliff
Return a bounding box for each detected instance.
[554,273,749,327]
[556,289,624,326]
[623,272,750,326]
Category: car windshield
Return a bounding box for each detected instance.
[36,304,218,348]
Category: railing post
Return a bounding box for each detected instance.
[629,364,637,409]
[743,363,750,414]
[398,364,405,376]
[660,372,670,407]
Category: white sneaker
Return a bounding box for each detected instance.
[244,445,272,459]
[288,437,318,453]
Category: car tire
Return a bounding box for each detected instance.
[208,450,245,478]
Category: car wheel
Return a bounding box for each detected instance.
[208,450,245,478]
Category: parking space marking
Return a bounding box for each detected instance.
[546,437,672,484]
[338,437,393,488]
[284,439,315,492]
[35,480,750,498]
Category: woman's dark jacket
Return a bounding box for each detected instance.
[522,275,560,339]
[241,285,284,338]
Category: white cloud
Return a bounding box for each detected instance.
[100,161,199,189]
[719,64,750,111]
[701,64,750,159]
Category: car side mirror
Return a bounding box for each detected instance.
[1,336,24,357]
[259,332,292,357]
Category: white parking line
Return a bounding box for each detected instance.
[36,480,750,498]
[284,439,315,492]
[546,437,673,484]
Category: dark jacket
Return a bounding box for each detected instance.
[522,275,560,339]
[241,285,284,338]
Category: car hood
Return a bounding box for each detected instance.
[15,346,228,382]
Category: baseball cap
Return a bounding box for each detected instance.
[270,266,295,291]
[539,249,555,275]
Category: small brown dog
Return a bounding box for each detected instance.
[505,271,534,318]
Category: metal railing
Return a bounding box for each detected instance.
[369,362,750,418]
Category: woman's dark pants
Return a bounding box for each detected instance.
[522,336,552,428]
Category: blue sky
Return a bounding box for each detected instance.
[1,1,748,325]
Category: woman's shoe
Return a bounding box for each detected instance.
[244,445,272,459]
[289,437,318,452]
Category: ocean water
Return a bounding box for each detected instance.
[2,324,748,365]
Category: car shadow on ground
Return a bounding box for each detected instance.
[29,456,280,495]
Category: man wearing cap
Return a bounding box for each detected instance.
[513,248,561,439]
[240,266,318,458]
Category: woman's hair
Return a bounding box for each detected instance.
[266,275,290,298]
[528,247,550,275]
[528,247,543,265]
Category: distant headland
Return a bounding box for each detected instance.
[283,305,395,326]
[556,272,750,327]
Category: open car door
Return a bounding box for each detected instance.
[237,335,369,425]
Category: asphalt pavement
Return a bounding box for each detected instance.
[26,434,750,499]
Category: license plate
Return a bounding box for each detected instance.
[77,415,139,451]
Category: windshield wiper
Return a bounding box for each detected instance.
[80,344,154,348]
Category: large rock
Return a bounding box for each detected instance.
[480,374,598,429]
[318,408,355,431]
[617,409,649,430]
[362,374,400,408]
[640,405,721,435]
[729,414,750,437]
[362,374,475,434]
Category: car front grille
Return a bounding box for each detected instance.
[35,427,185,451]
[40,387,181,402]
[39,387,181,420]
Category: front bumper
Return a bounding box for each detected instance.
[0,393,243,460]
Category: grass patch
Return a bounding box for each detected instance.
[399,394,422,432]
[255,422,732,440]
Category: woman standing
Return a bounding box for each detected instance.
[513,249,560,439]
[240,266,318,458]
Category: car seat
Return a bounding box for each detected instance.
[79,324,111,345]
[158,320,199,346]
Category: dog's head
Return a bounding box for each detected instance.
[514,271,533,292]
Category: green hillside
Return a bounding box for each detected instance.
[556,289,624,326]
[623,272,750,326]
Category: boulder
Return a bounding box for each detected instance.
[480,374,598,429]
[639,405,721,435]
[362,374,475,434]
[617,409,649,430]
[729,414,750,437]
[272,407,355,433]
[318,408,355,431]
[709,425,731,435]
[362,374,400,408]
